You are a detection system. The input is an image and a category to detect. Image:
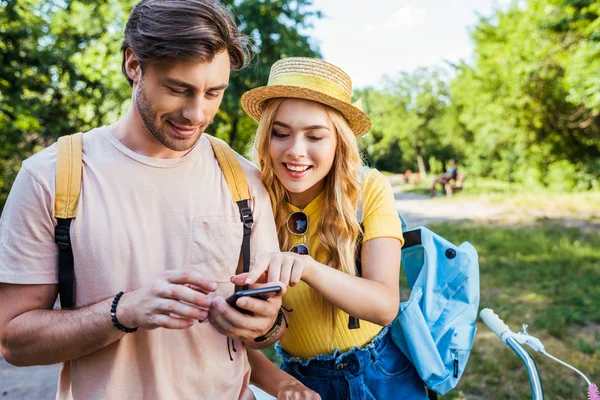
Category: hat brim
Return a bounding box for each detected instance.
[241,85,371,137]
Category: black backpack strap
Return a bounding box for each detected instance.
[236,199,254,290]
[402,229,422,249]
[55,218,74,309]
[55,133,83,309]
[348,226,363,329]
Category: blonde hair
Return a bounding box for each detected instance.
[251,98,364,334]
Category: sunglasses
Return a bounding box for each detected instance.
[287,211,310,255]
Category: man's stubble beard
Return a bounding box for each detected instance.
[135,78,211,152]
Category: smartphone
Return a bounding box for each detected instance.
[225,286,282,314]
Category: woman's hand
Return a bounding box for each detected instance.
[276,380,321,400]
[246,349,321,400]
[231,252,314,288]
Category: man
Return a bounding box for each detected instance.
[430,159,458,197]
[0,1,298,398]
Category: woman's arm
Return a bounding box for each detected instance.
[247,349,320,399]
[303,237,400,326]
[232,237,400,327]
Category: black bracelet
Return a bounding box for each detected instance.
[110,291,137,333]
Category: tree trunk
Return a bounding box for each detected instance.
[416,145,427,178]
[228,115,239,146]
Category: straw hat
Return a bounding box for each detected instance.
[241,57,371,136]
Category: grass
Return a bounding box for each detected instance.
[263,221,600,399]
[419,222,600,399]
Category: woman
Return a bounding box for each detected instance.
[238,58,428,399]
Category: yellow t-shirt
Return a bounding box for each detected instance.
[280,169,404,359]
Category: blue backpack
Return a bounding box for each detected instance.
[355,177,480,396]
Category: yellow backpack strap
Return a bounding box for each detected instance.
[55,133,83,218]
[204,134,250,202]
[205,134,253,284]
[54,132,83,309]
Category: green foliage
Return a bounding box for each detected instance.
[0,0,132,209]
[2,0,599,211]
[357,68,457,174]
[359,0,599,190]
[0,0,320,211]
[451,0,599,188]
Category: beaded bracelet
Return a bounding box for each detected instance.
[254,308,289,343]
[110,291,138,333]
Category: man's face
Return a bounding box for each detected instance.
[133,51,231,152]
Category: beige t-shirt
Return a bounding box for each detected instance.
[0,127,280,400]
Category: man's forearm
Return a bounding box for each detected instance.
[2,297,125,366]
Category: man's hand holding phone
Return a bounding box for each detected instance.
[207,282,286,345]
[225,286,282,314]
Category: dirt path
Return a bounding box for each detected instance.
[393,189,505,229]
[394,186,600,232]
[0,358,59,399]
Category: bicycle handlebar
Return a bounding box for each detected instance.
[480,308,511,341]
[480,308,597,400]
[480,308,544,399]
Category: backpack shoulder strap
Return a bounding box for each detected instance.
[351,168,409,329]
[54,132,83,309]
[204,134,250,203]
[55,133,83,218]
[348,166,374,329]
[356,166,372,224]
[204,135,254,287]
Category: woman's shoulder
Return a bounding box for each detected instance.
[360,167,392,193]
[358,167,403,240]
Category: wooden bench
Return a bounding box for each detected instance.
[444,172,466,197]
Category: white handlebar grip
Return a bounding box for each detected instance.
[480,308,511,341]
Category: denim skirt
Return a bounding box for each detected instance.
[277,326,429,400]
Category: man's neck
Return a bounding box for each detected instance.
[110,108,191,159]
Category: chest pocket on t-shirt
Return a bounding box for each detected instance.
[190,218,243,287]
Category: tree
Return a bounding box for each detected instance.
[0,0,132,209]
[0,0,321,211]
[449,0,599,188]
[357,68,455,175]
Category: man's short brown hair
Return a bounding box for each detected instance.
[121,0,251,86]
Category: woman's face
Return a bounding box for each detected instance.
[268,98,337,207]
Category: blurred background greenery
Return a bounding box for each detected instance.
[1,0,599,211]
[1,0,322,209]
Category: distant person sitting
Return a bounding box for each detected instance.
[430,159,458,197]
